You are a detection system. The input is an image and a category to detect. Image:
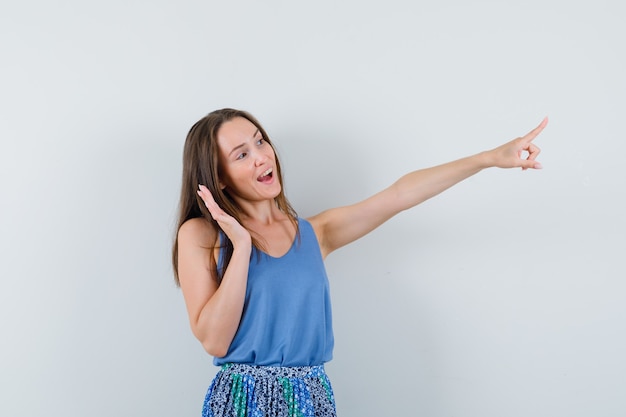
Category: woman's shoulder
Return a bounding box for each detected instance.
[303,213,327,234]
[178,217,219,247]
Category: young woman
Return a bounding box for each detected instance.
[172,108,546,417]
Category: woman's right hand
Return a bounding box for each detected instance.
[197,184,252,249]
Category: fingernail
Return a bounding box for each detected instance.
[535,162,543,169]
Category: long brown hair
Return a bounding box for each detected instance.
[172,108,298,286]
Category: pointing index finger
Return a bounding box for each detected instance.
[523,116,549,143]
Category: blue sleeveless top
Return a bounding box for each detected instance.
[214,218,334,367]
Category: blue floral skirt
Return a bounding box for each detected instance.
[202,363,337,417]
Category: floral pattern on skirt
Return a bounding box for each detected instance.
[202,363,337,417]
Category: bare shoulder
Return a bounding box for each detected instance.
[178,217,219,247]
[305,190,394,257]
[305,212,326,236]
[177,217,220,288]
[305,211,336,258]
[306,207,347,234]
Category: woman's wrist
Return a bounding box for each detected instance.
[475,150,495,169]
[232,240,252,256]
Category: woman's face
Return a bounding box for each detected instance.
[216,117,281,202]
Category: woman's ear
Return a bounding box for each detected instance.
[217,172,227,190]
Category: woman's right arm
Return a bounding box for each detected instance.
[177,189,252,357]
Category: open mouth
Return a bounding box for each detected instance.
[257,168,273,183]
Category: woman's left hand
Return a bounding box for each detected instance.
[485,117,548,170]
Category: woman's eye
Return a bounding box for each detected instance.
[256,138,265,145]
[236,152,247,160]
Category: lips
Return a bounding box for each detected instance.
[257,167,273,183]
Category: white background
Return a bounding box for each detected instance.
[1,0,625,416]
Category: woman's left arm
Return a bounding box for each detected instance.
[308,117,547,258]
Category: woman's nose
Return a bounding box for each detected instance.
[254,152,268,166]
